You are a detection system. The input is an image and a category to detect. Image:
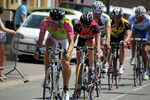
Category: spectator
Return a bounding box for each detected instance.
[14,0,27,30]
[0,6,16,81]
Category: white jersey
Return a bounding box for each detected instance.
[128,14,150,31]
[97,13,111,36]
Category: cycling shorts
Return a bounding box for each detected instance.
[101,34,106,42]
[47,34,69,50]
[132,27,148,44]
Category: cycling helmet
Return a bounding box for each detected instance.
[50,7,65,21]
[112,8,123,16]
[80,11,93,26]
[92,1,105,13]
[135,6,146,16]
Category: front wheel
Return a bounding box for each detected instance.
[43,66,53,100]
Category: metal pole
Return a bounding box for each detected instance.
[106,0,110,16]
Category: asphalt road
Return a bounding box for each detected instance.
[0,51,150,100]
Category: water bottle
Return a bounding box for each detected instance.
[56,69,60,83]
[55,67,57,77]
[84,65,88,77]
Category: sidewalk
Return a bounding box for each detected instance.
[0,60,45,90]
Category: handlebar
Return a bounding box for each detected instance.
[130,38,148,41]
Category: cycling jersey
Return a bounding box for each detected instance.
[40,16,74,40]
[128,15,150,31]
[128,15,150,43]
[74,21,101,38]
[110,18,130,38]
[96,13,111,36]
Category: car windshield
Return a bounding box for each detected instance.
[22,15,46,29]
[60,4,92,13]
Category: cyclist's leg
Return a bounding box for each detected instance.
[85,38,95,69]
[60,39,72,97]
[141,32,149,79]
[101,35,108,72]
[130,29,139,64]
[45,34,57,73]
[75,37,87,85]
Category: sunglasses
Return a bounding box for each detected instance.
[52,20,60,24]
[113,16,121,19]
[136,15,143,19]
[82,25,91,28]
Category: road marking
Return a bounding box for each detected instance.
[132,84,149,91]
[110,84,149,100]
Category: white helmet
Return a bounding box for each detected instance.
[135,6,146,16]
[112,8,123,16]
[92,1,105,13]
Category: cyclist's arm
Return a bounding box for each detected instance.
[105,25,111,44]
[95,35,101,54]
[124,29,130,42]
[67,34,74,56]
[36,20,50,47]
[124,22,131,42]
[36,32,45,48]
[64,22,74,56]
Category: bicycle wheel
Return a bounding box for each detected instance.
[133,56,138,87]
[74,63,83,100]
[114,58,121,89]
[43,66,53,100]
[88,77,96,100]
[108,55,114,90]
[95,59,102,97]
[138,57,143,85]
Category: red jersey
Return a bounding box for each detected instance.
[74,21,101,38]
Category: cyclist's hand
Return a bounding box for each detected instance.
[105,43,111,50]
[63,50,70,61]
[64,53,70,61]
[121,41,127,47]
[34,47,41,60]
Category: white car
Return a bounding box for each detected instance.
[11,12,80,60]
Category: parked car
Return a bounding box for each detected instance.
[28,7,82,16]
[59,1,92,13]
[11,12,80,60]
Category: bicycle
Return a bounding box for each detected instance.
[108,42,124,90]
[40,45,65,100]
[130,37,147,86]
[74,46,102,100]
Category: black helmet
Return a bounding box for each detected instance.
[50,7,65,21]
[80,11,93,26]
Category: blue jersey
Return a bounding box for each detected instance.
[128,15,150,31]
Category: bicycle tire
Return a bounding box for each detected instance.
[139,57,143,85]
[133,56,138,87]
[108,55,114,90]
[74,63,82,100]
[43,66,53,100]
[95,59,102,97]
[114,58,121,89]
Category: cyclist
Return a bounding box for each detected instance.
[109,8,131,74]
[34,7,74,100]
[73,11,101,97]
[129,6,150,80]
[92,1,111,73]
